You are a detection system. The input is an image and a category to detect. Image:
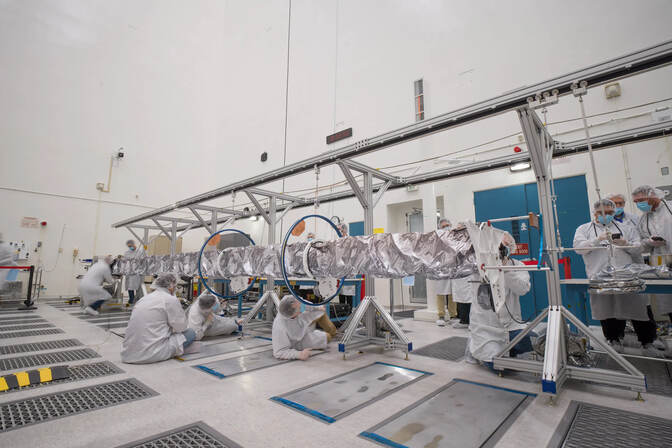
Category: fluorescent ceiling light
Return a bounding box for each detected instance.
[510,162,531,172]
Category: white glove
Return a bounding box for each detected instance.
[612,238,627,246]
[298,348,312,361]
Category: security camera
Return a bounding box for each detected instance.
[117,148,124,159]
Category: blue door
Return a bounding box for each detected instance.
[474,175,591,322]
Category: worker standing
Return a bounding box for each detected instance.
[0,233,16,291]
[574,198,660,357]
[121,273,198,363]
[466,233,532,367]
[78,255,115,316]
[449,223,476,329]
[633,185,672,327]
[434,218,457,326]
[124,239,145,307]
[607,193,639,228]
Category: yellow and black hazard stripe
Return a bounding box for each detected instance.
[0,365,70,392]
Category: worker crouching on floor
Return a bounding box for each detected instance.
[466,232,534,369]
[272,295,338,361]
[188,292,241,340]
[121,272,199,363]
[79,255,115,316]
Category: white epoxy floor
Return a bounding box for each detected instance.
[1,301,671,448]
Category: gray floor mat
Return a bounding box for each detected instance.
[115,421,243,448]
[195,349,292,378]
[412,336,468,361]
[0,328,64,339]
[177,336,272,362]
[0,348,100,372]
[0,361,124,395]
[0,339,83,355]
[360,379,535,448]
[271,362,432,423]
[0,378,158,433]
[547,400,672,448]
[592,353,672,397]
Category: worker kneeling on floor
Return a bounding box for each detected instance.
[188,292,241,340]
[121,272,199,363]
[272,295,337,361]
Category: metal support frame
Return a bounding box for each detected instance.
[239,290,281,332]
[492,108,646,396]
[337,164,409,356]
[239,190,291,328]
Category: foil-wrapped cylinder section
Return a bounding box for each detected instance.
[115,228,476,279]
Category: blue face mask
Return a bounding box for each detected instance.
[614,207,624,216]
[212,300,220,313]
[128,246,135,251]
[636,202,652,212]
[598,214,614,225]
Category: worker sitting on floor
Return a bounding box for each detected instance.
[121,272,199,363]
[79,255,115,316]
[272,295,338,361]
[187,292,241,340]
[466,232,533,369]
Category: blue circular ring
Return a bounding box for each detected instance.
[198,228,257,299]
[280,214,345,306]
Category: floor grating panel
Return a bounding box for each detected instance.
[0,323,55,331]
[0,339,83,355]
[412,336,467,361]
[0,316,44,322]
[0,348,101,372]
[0,319,47,326]
[97,322,129,330]
[593,352,672,396]
[116,421,243,448]
[0,328,64,339]
[0,378,158,432]
[0,361,125,395]
[548,400,672,448]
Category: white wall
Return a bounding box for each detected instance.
[1,0,672,296]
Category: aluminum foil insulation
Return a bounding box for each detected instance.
[588,263,653,295]
[114,228,476,279]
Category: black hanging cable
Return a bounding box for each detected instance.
[279,0,292,240]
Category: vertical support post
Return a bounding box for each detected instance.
[363,171,377,337]
[266,195,277,321]
[170,220,177,256]
[143,229,149,249]
[211,210,218,234]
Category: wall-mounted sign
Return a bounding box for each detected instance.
[21,217,39,229]
[326,128,353,144]
[512,243,529,256]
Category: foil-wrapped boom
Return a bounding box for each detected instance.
[114,228,476,280]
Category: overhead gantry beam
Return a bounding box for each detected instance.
[112,39,672,229]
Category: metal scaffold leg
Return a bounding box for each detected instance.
[338,296,412,359]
